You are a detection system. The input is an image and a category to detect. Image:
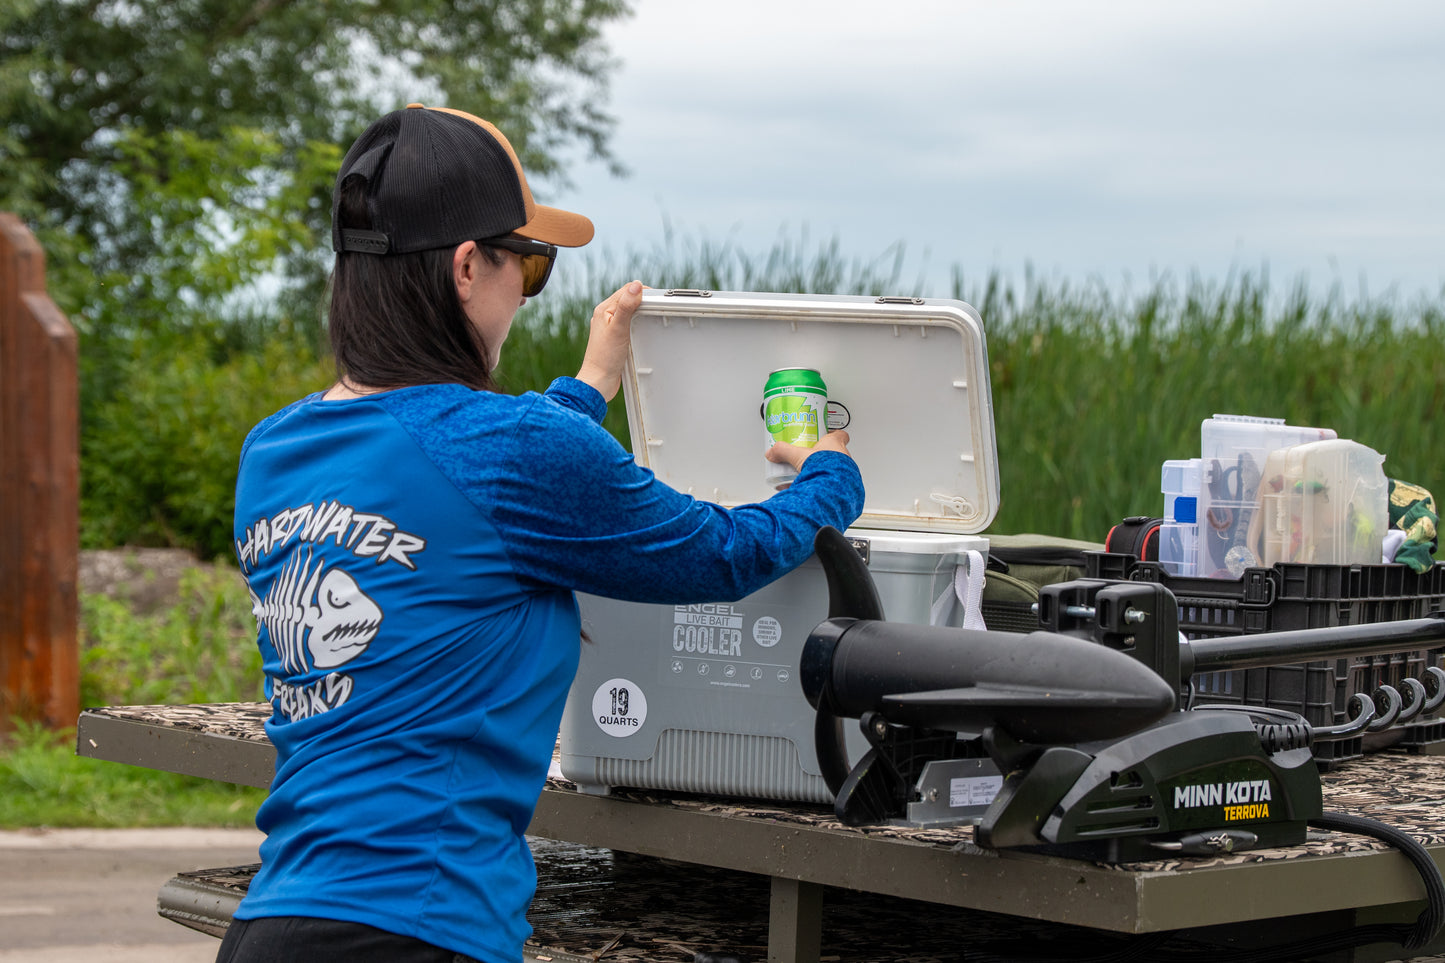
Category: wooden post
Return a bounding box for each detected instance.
[0,213,79,733]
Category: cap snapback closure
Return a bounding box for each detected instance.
[338,229,391,255]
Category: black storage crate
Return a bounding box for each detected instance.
[1084,553,1445,768]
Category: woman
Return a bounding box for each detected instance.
[219,103,864,963]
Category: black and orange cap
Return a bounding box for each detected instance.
[332,103,594,255]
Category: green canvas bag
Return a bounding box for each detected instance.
[981,533,1105,633]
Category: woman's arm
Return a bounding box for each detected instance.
[490,393,864,604]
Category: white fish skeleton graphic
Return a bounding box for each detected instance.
[250,548,384,674]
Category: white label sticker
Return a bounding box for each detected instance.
[950,775,1003,808]
[591,678,648,738]
[752,616,782,648]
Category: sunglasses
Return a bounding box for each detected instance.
[480,235,558,297]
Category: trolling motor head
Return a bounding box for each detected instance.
[801,525,1178,740]
[801,526,1349,860]
[801,614,1180,744]
[800,523,1178,827]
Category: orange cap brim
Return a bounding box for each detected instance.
[516,204,595,248]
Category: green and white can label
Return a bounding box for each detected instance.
[762,368,828,489]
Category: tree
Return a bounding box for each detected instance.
[0,0,632,557]
[1,0,632,326]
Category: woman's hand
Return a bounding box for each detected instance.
[575,281,644,402]
[765,430,853,473]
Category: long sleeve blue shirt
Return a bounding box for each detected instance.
[231,375,864,961]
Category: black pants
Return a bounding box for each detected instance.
[216,916,480,963]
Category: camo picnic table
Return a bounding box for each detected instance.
[77,702,1445,962]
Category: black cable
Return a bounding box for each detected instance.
[1187,703,1315,753]
[1151,812,1443,963]
[966,812,1444,963]
[1310,811,1445,951]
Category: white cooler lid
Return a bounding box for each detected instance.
[622,290,1000,534]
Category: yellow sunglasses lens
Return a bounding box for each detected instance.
[519,253,553,296]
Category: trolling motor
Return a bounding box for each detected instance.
[801,527,1445,862]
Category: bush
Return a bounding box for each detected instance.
[79,564,264,708]
[1,564,267,829]
[81,324,331,559]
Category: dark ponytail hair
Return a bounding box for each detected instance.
[327,175,505,392]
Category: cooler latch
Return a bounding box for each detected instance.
[929,493,976,519]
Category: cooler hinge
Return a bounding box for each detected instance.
[664,288,712,298]
[847,535,870,565]
[876,296,924,305]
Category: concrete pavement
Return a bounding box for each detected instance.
[0,827,263,963]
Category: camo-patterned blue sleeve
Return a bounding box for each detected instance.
[504,376,863,602]
[399,376,865,604]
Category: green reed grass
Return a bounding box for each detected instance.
[967,268,1445,538]
[505,238,1445,542]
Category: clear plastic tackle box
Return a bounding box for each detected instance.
[558,290,1000,804]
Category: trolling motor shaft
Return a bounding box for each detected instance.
[1187,617,1445,673]
[1039,578,1445,735]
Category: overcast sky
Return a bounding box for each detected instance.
[552,0,1444,301]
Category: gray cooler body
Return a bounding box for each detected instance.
[558,290,999,804]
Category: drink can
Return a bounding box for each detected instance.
[762,368,828,489]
